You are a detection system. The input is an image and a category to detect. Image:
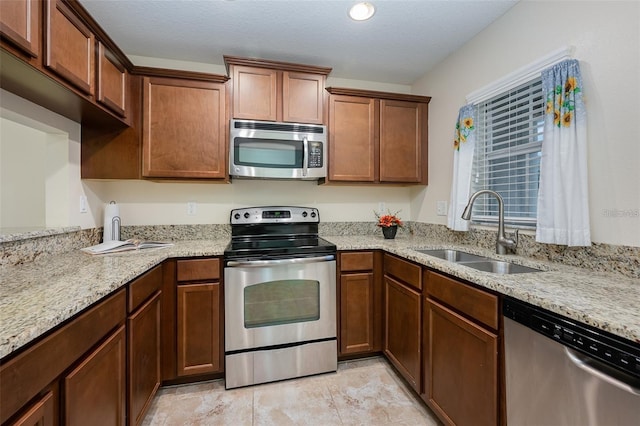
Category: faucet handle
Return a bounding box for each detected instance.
[512,229,519,246]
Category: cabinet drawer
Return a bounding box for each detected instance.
[426,271,498,329]
[128,264,162,313]
[384,254,421,291]
[177,258,220,282]
[340,251,374,272]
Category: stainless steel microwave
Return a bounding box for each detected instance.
[229,119,327,180]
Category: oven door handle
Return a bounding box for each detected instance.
[226,254,335,268]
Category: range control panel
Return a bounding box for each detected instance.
[504,297,640,380]
[230,206,319,225]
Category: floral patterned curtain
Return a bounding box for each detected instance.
[447,104,476,231]
[536,59,591,246]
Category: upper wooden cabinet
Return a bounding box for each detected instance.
[0,0,41,59]
[142,76,228,179]
[225,56,331,124]
[328,95,378,181]
[45,0,95,95]
[327,87,430,185]
[97,42,127,117]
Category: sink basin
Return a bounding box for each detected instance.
[415,249,489,263]
[459,260,543,274]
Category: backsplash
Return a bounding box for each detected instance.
[0,228,101,268]
[2,223,638,280]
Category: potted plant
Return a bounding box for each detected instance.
[375,210,403,239]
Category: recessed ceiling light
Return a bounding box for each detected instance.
[349,2,375,21]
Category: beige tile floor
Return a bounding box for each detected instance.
[141,357,441,425]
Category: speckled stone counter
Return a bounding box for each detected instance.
[1,234,639,360]
[0,240,228,358]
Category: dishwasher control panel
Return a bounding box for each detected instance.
[504,297,640,380]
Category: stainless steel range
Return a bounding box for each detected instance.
[223,206,337,389]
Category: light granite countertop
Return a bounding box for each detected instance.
[1,235,638,359]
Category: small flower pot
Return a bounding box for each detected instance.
[381,225,398,239]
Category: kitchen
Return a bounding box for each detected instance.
[1,1,639,425]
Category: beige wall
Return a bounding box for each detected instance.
[2,1,638,247]
[0,90,98,231]
[411,0,640,247]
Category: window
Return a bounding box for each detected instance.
[470,78,545,228]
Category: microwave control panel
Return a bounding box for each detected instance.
[308,142,324,168]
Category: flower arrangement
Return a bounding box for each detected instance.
[375,210,403,228]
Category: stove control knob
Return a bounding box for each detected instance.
[311,211,317,218]
[244,212,250,219]
[234,213,241,220]
[302,211,308,218]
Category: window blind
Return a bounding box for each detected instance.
[470,78,544,227]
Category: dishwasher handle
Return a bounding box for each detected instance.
[564,347,640,395]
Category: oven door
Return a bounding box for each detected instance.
[224,255,336,353]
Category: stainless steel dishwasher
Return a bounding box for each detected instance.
[503,297,640,425]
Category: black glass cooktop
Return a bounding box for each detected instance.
[224,235,336,260]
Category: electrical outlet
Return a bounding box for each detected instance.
[79,195,88,213]
[378,202,386,213]
[436,201,448,216]
[187,202,197,216]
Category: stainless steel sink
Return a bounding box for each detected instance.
[414,248,543,274]
[415,249,489,263]
[459,260,542,274]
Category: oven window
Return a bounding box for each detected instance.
[234,138,303,168]
[244,279,319,328]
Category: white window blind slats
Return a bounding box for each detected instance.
[470,77,544,228]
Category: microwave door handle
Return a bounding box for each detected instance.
[302,137,308,177]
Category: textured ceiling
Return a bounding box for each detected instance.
[80,0,518,85]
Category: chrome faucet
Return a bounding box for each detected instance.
[461,190,519,255]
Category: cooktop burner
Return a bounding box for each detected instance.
[224,206,336,260]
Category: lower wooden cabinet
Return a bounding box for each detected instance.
[422,271,499,426]
[384,275,421,392]
[9,389,55,426]
[128,292,161,426]
[176,282,222,376]
[64,325,126,426]
[174,258,223,378]
[338,251,382,356]
[383,254,422,392]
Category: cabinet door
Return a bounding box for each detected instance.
[10,390,54,426]
[97,42,126,117]
[232,65,278,121]
[64,325,126,426]
[142,77,227,178]
[0,0,40,58]
[45,0,94,94]
[128,292,161,426]
[379,100,426,183]
[176,282,222,376]
[282,71,324,124]
[384,275,421,392]
[340,272,375,355]
[328,95,378,182]
[425,299,498,426]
